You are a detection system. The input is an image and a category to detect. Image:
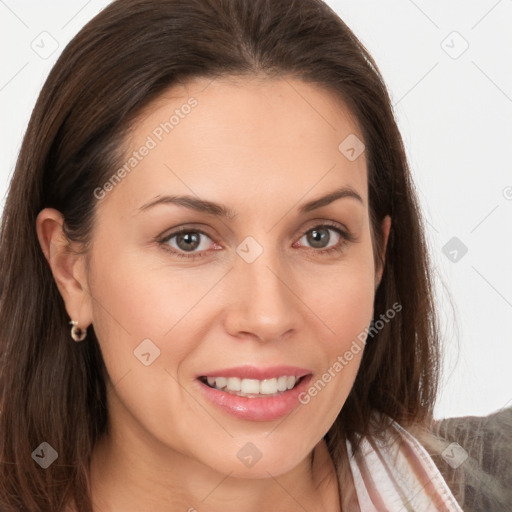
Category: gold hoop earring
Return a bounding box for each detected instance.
[69,320,87,342]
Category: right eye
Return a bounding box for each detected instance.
[159,228,219,259]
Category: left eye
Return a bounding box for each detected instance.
[296,225,345,250]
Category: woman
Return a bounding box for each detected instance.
[0,0,509,510]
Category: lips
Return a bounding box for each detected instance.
[195,365,313,421]
[196,365,312,380]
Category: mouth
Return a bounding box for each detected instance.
[195,366,313,421]
[198,374,308,398]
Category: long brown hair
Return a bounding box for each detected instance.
[0,0,440,510]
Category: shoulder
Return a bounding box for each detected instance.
[343,412,464,510]
[429,407,512,512]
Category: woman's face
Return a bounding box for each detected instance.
[65,76,390,478]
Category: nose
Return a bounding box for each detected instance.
[223,248,303,343]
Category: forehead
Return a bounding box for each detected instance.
[100,75,368,216]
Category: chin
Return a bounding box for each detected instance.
[195,436,315,480]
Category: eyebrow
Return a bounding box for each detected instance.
[137,186,363,220]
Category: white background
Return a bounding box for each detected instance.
[0,0,511,420]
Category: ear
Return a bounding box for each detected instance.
[35,208,93,331]
[375,215,392,290]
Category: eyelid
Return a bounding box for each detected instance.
[297,219,352,239]
[157,226,217,259]
[296,220,356,244]
[157,220,356,259]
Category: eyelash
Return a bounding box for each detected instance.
[158,222,356,260]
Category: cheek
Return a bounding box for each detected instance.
[303,269,374,403]
[310,250,376,346]
[299,247,376,414]
[88,244,216,344]
[86,248,199,440]
[326,273,374,345]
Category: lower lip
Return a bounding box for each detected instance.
[196,375,313,422]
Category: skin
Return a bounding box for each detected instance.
[37,75,391,512]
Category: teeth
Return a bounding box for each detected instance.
[227,377,241,391]
[204,375,300,396]
[277,376,288,391]
[214,377,227,389]
[260,378,277,394]
[241,379,260,394]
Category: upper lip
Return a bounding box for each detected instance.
[197,365,312,380]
